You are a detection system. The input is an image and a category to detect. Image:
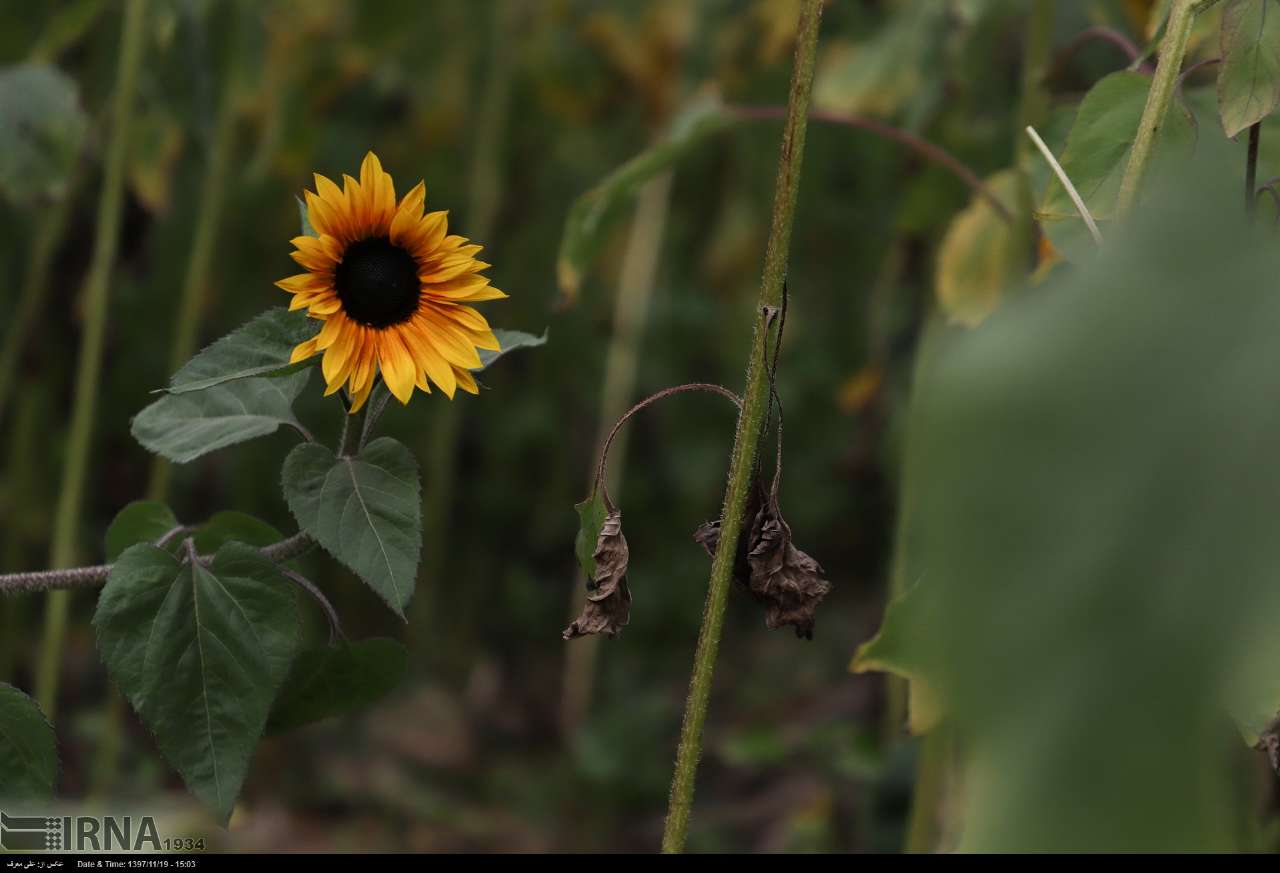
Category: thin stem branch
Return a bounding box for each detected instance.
[280,567,344,643]
[660,0,823,853]
[0,531,314,596]
[1026,126,1103,245]
[1115,0,1209,219]
[732,106,1014,224]
[35,0,150,720]
[592,383,742,510]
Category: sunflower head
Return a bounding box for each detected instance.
[276,151,507,412]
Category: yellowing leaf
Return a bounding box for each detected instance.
[851,582,943,734]
[935,169,1027,326]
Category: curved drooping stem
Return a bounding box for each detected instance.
[732,106,1015,224]
[592,383,743,511]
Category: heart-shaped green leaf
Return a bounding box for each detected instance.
[166,308,317,394]
[105,500,180,561]
[1218,0,1280,138]
[0,683,57,803]
[282,437,421,617]
[475,329,547,370]
[267,638,407,733]
[132,370,311,463]
[93,542,300,824]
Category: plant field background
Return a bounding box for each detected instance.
[2,0,1279,852]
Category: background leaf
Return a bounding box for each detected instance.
[131,369,311,464]
[556,90,733,301]
[0,683,57,803]
[282,437,421,617]
[166,308,317,394]
[934,169,1028,326]
[267,638,408,733]
[94,542,300,824]
[891,152,1280,850]
[1218,0,1280,137]
[1038,72,1194,258]
[104,500,180,562]
[0,63,87,204]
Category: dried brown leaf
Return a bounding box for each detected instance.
[563,510,631,640]
[694,487,832,639]
[745,502,831,639]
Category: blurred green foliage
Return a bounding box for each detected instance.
[0,0,1277,852]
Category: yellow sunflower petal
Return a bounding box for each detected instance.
[289,337,320,364]
[321,319,360,390]
[390,181,426,247]
[452,365,479,395]
[378,331,417,404]
[349,378,375,414]
[417,311,483,369]
[438,303,491,332]
[275,272,332,294]
[360,151,396,233]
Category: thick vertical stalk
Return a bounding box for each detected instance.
[1115,0,1207,219]
[414,0,518,642]
[0,190,77,428]
[904,728,951,853]
[34,0,149,720]
[147,21,241,501]
[660,0,823,852]
[558,169,674,734]
[1245,122,1260,218]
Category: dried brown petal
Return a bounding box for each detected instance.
[563,510,631,640]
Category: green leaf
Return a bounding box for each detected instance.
[192,512,284,554]
[282,437,421,617]
[93,542,300,824]
[105,500,180,562]
[934,169,1029,326]
[556,91,733,301]
[132,370,311,464]
[849,581,943,735]
[1218,0,1280,137]
[1038,72,1195,258]
[812,3,949,119]
[0,683,57,803]
[573,489,609,579]
[0,63,88,204]
[475,328,548,370]
[166,308,317,394]
[296,195,317,237]
[267,638,407,733]
[889,152,1280,850]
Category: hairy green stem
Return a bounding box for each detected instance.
[34,0,149,720]
[0,531,314,595]
[660,0,823,852]
[1116,0,1208,219]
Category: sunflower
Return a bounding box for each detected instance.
[276,152,506,412]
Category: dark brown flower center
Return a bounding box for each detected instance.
[334,236,420,328]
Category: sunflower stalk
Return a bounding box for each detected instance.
[34,0,149,720]
[660,0,823,852]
